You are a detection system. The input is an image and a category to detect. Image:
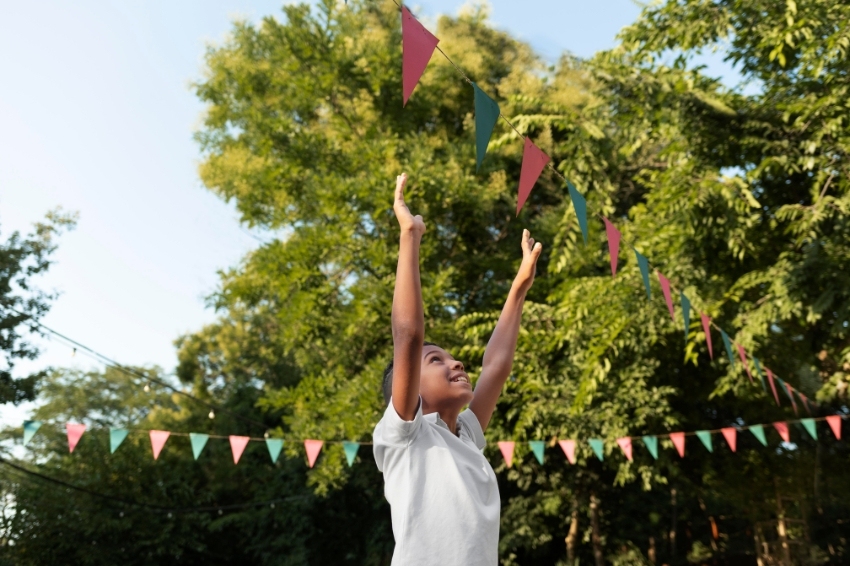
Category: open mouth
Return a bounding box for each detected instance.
[450,373,470,385]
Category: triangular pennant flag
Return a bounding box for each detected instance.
[634,249,651,299]
[23,420,42,446]
[680,293,691,339]
[603,218,621,277]
[110,428,129,454]
[670,432,686,457]
[749,425,768,446]
[642,436,658,459]
[498,441,515,468]
[588,439,605,461]
[516,138,550,216]
[304,439,323,468]
[472,83,500,171]
[558,440,576,464]
[229,435,250,464]
[149,430,170,460]
[65,423,86,454]
[799,393,812,415]
[766,368,781,405]
[616,437,633,461]
[266,438,284,463]
[401,6,439,106]
[567,182,589,244]
[800,419,817,440]
[343,441,360,467]
[779,380,798,415]
[190,433,209,460]
[721,330,736,368]
[700,313,713,359]
[753,358,768,393]
[721,428,737,452]
[657,272,675,320]
[773,422,790,443]
[696,430,713,453]
[736,344,753,383]
[529,440,545,465]
[826,415,842,440]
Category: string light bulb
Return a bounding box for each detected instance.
[143,383,150,393]
[208,409,215,419]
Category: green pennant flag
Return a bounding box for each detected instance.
[109,428,129,454]
[529,441,545,465]
[343,441,360,467]
[472,83,500,171]
[22,420,42,446]
[696,430,713,453]
[634,249,651,299]
[641,436,658,459]
[589,439,604,461]
[189,433,209,460]
[750,425,768,446]
[800,418,817,440]
[680,292,691,340]
[777,378,795,404]
[753,358,768,393]
[265,438,284,463]
[567,182,589,244]
[721,330,735,368]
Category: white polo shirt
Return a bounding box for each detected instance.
[373,399,500,566]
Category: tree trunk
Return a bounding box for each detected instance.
[590,492,604,566]
[566,499,580,564]
[669,487,678,559]
[648,536,656,564]
[775,480,792,566]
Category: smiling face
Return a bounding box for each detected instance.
[419,344,474,413]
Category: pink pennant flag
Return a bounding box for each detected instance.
[785,383,799,416]
[149,430,170,460]
[766,368,780,405]
[65,423,86,453]
[498,441,516,468]
[603,219,621,277]
[670,432,686,458]
[616,437,633,461]
[700,313,713,359]
[558,440,576,464]
[735,344,753,383]
[773,422,790,443]
[229,435,251,465]
[826,415,842,440]
[657,272,675,320]
[304,439,323,468]
[721,427,737,452]
[799,393,812,415]
[401,6,439,106]
[516,138,550,216]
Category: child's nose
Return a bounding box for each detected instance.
[451,360,464,371]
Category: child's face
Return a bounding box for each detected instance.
[419,344,474,411]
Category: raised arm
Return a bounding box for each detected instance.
[469,229,542,431]
[391,173,427,421]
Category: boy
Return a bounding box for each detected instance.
[373,172,543,565]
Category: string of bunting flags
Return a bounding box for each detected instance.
[395,0,822,412]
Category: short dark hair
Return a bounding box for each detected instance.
[382,342,437,403]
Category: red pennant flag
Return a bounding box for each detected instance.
[616,437,633,461]
[700,313,713,359]
[229,435,250,464]
[657,272,675,320]
[766,368,780,405]
[401,6,439,106]
[603,219,621,277]
[516,138,550,216]
[799,393,812,415]
[826,415,842,440]
[773,422,790,443]
[735,344,753,383]
[721,428,737,452]
[558,440,576,464]
[498,441,516,468]
[670,432,686,458]
[65,423,86,453]
[149,430,170,460]
[785,383,799,416]
[304,439,323,468]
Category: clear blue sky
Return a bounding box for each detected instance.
[1,1,738,423]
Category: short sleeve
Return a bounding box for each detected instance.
[458,409,486,450]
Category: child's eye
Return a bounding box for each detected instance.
[429,355,440,363]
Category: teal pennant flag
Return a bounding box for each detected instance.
[23,420,42,446]
[266,438,284,463]
[680,293,691,340]
[753,358,768,393]
[567,182,589,244]
[343,442,360,467]
[642,436,658,459]
[588,439,604,461]
[750,425,768,446]
[634,249,651,299]
[190,433,209,460]
[696,430,713,453]
[800,418,818,440]
[473,83,500,171]
[110,428,129,454]
[529,441,545,465]
[721,330,735,368]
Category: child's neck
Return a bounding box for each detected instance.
[422,403,462,436]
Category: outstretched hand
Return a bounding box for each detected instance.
[515,229,543,292]
[393,173,426,236]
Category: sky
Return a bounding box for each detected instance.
[0,0,742,425]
